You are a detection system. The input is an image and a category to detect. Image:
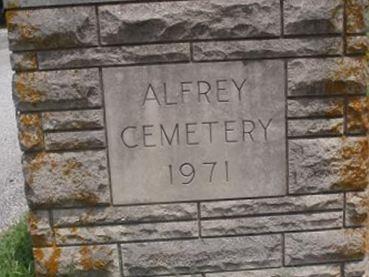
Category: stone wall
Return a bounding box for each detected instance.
[4,0,369,276]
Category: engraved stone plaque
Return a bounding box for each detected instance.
[104,61,286,204]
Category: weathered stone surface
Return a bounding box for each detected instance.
[289,137,369,194]
[288,118,343,137]
[13,69,102,111]
[6,7,98,51]
[347,0,369,34]
[346,36,369,54]
[206,265,341,277]
[347,97,369,134]
[201,194,343,218]
[3,0,216,10]
[10,52,37,71]
[287,98,344,118]
[346,191,368,227]
[42,110,104,131]
[98,0,281,45]
[285,229,365,265]
[38,44,190,69]
[44,130,106,151]
[4,0,129,8]
[345,258,368,277]
[120,235,282,276]
[55,221,198,244]
[23,150,110,208]
[16,113,43,151]
[283,0,343,35]
[193,38,342,61]
[53,203,197,227]
[288,58,366,96]
[33,245,120,276]
[105,60,286,204]
[202,212,342,237]
[28,210,54,247]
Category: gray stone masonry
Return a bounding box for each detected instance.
[4,0,369,276]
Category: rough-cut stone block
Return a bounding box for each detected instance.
[285,229,365,265]
[284,0,343,35]
[53,203,197,227]
[289,137,369,194]
[345,258,368,277]
[10,52,37,71]
[4,0,128,8]
[347,36,369,54]
[17,113,43,151]
[44,130,106,151]
[287,98,344,118]
[201,194,343,218]
[6,7,98,51]
[98,0,281,45]
[347,0,369,34]
[346,191,368,227]
[202,212,342,237]
[38,44,190,69]
[42,110,104,131]
[206,265,341,277]
[23,151,110,208]
[193,38,342,61]
[13,69,102,112]
[121,235,282,276]
[33,245,120,276]
[288,118,343,137]
[288,58,367,96]
[347,97,369,134]
[55,221,198,244]
[28,210,54,247]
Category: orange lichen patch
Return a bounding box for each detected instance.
[339,138,369,190]
[6,10,39,39]
[347,37,369,54]
[347,97,369,132]
[346,0,369,33]
[325,101,344,117]
[72,191,100,205]
[331,58,369,92]
[18,113,43,150]
[330,121,344,134]
[62,159,82,176]
[5,0,21,9]
[44,244,62,276]
[33,248,44,262]
[14,73,43,104]
[79,246,111,271]
[27,152,47,173]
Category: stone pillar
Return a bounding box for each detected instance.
[3,0,369,276]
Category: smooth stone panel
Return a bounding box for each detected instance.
[104,61,286,204]
[120,235,282,276]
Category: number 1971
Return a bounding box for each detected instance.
[168,161,230,184]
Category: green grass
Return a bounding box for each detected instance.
[0,217,35,277]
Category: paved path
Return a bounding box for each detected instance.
[0,29,27,232]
